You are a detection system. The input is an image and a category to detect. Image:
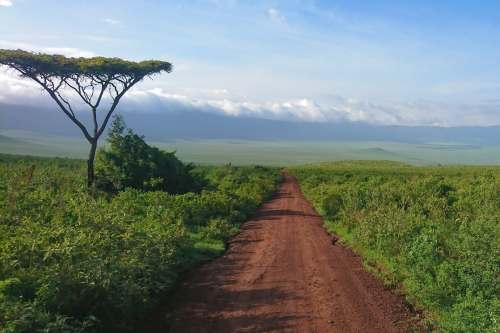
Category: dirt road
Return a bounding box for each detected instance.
[144,175,419,333]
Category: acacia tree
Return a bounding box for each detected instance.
[0,49,172,188]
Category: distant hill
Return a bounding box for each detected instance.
[2,102,500,145]
[0,129,90,158]
[0,134,18,143]
[0,133,54,156]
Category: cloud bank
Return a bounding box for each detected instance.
[1,68,497,128]
[124,88,500,127]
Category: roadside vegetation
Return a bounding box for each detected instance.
[0,119,280,333]
[291,161,499,333]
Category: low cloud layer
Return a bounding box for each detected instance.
[0,69,499,128]
[125,88,500,127]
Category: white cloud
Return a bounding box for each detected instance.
[268,8,286,24]
[0,40,96,57]
[123,87,500,127]
[0,72,43,103]
[1,67,500,127]
[102,18,121,26]
[0,0,13,7]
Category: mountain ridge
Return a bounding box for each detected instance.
[2,102,500,145]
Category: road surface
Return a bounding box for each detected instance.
[144,174,419,332]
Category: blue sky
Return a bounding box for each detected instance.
[1,0,500,126]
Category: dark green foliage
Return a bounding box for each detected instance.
[95,116,196,193]
[291,161,500,333]
[0,49,172,78]
[0,154,280,332]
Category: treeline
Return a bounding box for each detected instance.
[291,161,499,333]
[0,120,281,333]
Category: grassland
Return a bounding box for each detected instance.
[3,129,500,166]
[290,161,499,332]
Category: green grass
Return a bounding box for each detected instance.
[4,129,500,165]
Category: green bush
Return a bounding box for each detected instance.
[95,116,196,194]
[199,218,238,241]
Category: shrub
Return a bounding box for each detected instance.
[95,116,196,194]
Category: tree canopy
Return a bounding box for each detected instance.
[0,49,172,79]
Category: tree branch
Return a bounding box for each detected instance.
[28,75,93,142]
[65,78,94,109]
[94,78,110,109]
[55,90,75,118]
[96,77,141,139]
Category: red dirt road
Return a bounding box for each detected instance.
[145,175,419,333]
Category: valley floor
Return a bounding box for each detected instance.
[142,175,420,333]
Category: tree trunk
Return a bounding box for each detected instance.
[87,140,98,189]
